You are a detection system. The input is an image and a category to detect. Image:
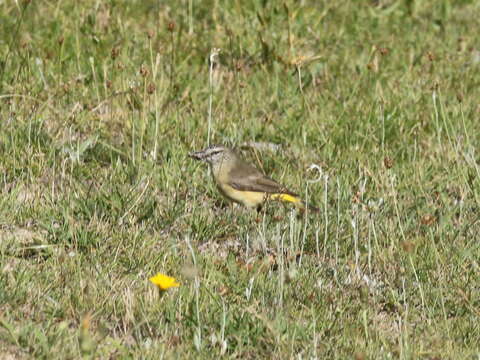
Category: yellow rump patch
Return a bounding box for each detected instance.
[270,193,301,203]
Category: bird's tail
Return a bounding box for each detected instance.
[270,193,319,212]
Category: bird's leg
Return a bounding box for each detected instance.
[254,204,263,223]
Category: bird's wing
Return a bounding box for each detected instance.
[228,159,298,196]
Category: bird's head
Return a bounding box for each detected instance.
[189,145,234,165]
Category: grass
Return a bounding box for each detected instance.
[1,0,480,358]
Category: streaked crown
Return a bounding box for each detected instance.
[189,144,233,165]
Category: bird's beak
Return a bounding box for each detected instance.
[188,150,205,161]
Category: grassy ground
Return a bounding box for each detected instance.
[1,0,480,358]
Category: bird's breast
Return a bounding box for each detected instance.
[217,183,265,208]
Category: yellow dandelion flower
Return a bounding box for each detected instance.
[149,273,180,291]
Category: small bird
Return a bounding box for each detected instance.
[189,145,317,212]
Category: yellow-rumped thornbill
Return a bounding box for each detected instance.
[189,145,318,212]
